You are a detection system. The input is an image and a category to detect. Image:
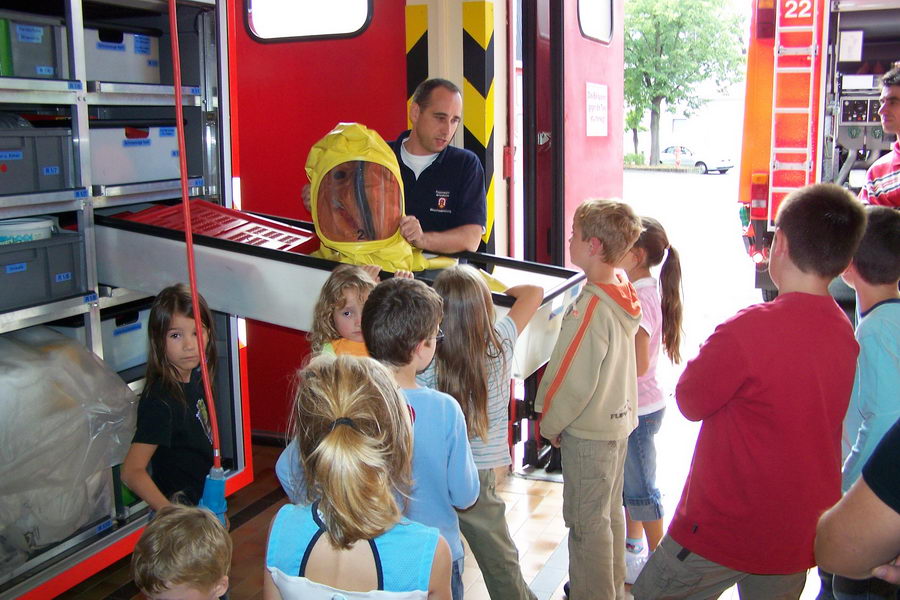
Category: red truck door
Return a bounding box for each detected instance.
[523,0,624,266]
[225,0,407,436]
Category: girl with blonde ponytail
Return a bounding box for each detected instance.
[264,355,451,600]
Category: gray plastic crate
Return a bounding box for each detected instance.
[0,11,69,79]
[0,230,87,312]
[0,127,75,195]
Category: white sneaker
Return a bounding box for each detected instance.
[625,551,648,585]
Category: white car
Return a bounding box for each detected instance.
[659,145,733,174]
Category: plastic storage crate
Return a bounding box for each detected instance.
[89,121,180,185]
[0,126,75,195]
[0,11,69,79]
[0,230,87,312]
[84,27,161,84]
[51,304,151,372]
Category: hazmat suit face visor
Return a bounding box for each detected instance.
[315,160,402,243]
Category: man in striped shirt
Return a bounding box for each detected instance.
[860,63,900,207]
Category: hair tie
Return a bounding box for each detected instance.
[329,417,358,432]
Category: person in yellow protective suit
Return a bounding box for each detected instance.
[306,123,455,272]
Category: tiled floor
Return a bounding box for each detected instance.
[55,414,828,600]
[55,443,572,600]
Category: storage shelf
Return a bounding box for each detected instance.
[0,516,116,591]
[92,178,205,208]
[1,0,226,594]
[0,514,147,599]
[86,82,203,106]
[0,189,89,219]
[97,286,153,310]
[0,79,81,105]
[0,294,96,335]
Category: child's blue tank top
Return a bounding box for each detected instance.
[266,502,439,592]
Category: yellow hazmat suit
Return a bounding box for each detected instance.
[306,122,454,272]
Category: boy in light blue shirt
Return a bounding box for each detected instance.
[832,205,900,600]
[362,278,479,600]
[840,206,900,491]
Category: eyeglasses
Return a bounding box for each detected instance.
[434,329,445,344]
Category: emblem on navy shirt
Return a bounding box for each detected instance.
[431,190,451,213]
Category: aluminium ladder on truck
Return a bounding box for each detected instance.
[766,0,827,228]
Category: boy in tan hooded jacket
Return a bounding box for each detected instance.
[535,198,642,600]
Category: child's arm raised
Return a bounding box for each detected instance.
[122,443,171,511]
[505,284,543,335]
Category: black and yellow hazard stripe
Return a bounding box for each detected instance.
[462,1,495,244]
[406,4,429,119]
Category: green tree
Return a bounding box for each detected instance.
[625,0,745,164]
[625,107,646,156]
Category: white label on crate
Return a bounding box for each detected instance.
[0,151,23,160]
[96,41,126,52]
[133,35,151,55]
[6,263,27,274]
[160,128,175,137]
[42,166,60,175]
[123,139,151,147]
[36,65,55,75]
[16,25,44,44]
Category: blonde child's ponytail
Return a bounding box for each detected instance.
[290,355,412,549]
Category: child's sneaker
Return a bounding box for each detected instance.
[625,551,648,585]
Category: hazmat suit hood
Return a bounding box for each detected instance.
[306,122,453,272]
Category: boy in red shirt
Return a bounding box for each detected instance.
[633,183,867,599]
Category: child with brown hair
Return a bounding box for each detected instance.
[535,198,644,599]
[122,283,217,509]
[633,183,867,600]
[418,264,543,600]
[362,278,479,600]
[132,504,231,600]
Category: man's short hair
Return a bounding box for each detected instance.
[882,61,900,87]
[132,505,231,595]
[411,78,461,110]
[573,198,643,264]
[362,278,443,367]
[852,206,900,285]
[775,183,867,279]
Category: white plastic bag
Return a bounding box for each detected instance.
[0,326,137,574]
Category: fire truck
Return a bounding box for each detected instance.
[0,1,623,596]
[738,0,900,300]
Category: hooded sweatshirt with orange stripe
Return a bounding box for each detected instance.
[535,274,642,441]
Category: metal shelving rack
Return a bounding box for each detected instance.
[0,0,228,596]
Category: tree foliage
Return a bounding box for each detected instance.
[625,0,745,164]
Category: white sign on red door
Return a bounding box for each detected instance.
[586,82,608,137]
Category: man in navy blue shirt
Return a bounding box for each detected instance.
[389,79,486,254]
